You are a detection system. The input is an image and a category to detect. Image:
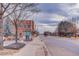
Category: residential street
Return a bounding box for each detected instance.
[39,35,79,56]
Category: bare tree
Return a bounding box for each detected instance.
[58,21,77,37]
[8,3,39,44]
[0,3,20,48]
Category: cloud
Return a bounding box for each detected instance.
[35,3,79,32]
[59,3,79,17]
[37,3,69,17]
[35,12,66,33]
[35,12,66,25]
[37,24,58,33]
[37,3,79,17]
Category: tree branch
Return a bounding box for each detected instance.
[2,3,10,14]
[3,4,20,18]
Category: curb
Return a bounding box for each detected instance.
[38,37,51,56]
[42,41,51,56]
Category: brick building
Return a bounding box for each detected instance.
[3,20,36,40]
[17,20,35,38]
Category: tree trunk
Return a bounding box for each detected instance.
[15,20,18,44]
[0,3,3,49]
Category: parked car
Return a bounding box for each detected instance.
[44,31,51,36]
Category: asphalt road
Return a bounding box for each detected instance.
[39,35,79,56]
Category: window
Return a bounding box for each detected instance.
[24,25,31,28]
[27,25,31,28]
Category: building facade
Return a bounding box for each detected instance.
[17,20,35,39]
[3,20,36,40]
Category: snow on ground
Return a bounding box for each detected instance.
[14,37,47,56]
[0,37,47,56]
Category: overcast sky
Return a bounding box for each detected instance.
[33,3,79,33]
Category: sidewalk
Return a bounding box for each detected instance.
[14,37,48,56]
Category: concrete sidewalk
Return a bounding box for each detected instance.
[14,37,49,56]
